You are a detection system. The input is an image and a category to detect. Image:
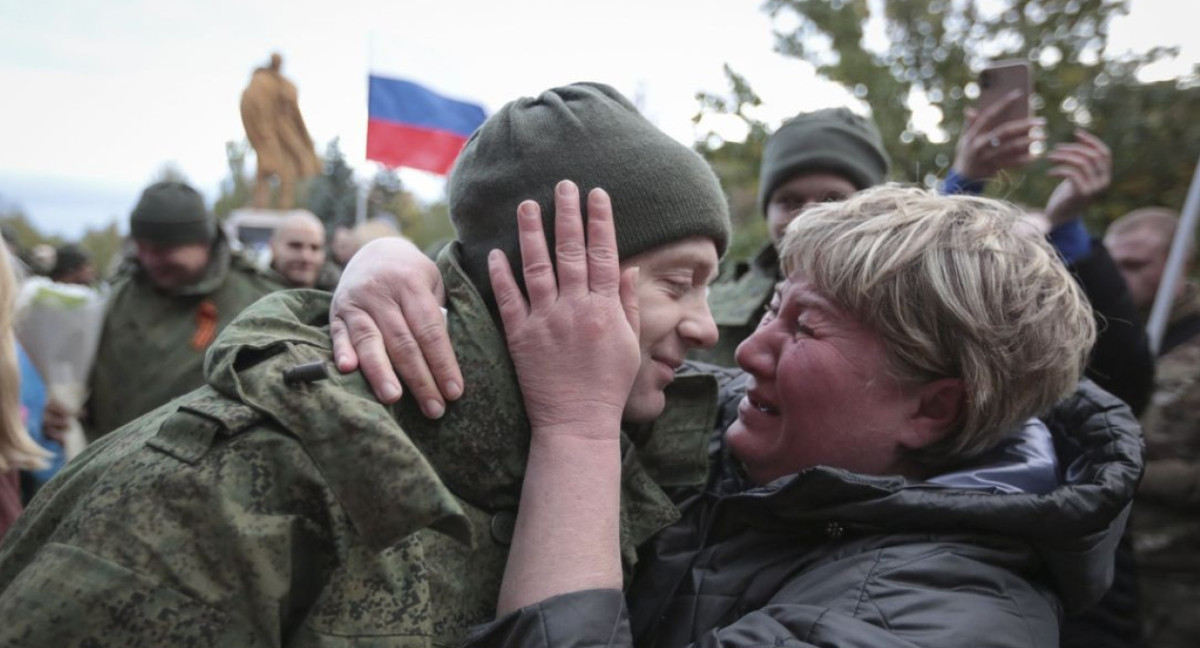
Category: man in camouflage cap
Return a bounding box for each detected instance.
[691,107,889,366]
[85,181,281,440]
[0,83,731,646]
[1105,207,1200,647]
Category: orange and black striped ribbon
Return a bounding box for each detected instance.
[191,299,219,350]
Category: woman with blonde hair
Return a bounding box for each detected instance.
[0,244,49,537]
[469,185,1140,647]
[331,183,1140,646]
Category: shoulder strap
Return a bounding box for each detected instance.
[146,386,266,464]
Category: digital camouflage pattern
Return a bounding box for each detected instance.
[1133,283,1200,646]
[0,242,720,647]
[87,234,281,440]
[688,244,780,367]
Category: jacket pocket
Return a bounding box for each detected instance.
[0,542,230,647]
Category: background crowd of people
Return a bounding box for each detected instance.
[0,44,1196,648]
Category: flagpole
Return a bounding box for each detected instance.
[1147,153,1200,355]
[359,30,374,227]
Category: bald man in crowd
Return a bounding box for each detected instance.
[267,212,339,290]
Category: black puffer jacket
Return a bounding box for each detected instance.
[466,381,1143,648]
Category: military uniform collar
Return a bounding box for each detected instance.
[132,232,235,297]
[751,243,781,278]
[392,243,532,512]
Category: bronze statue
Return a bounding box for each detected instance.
[240,53,321,210]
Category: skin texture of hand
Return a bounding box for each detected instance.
[1043,129,1112,227]
[329,236,463,418]
[952,90,1045,182]
[492,179,632,615]
[489,180,641,435]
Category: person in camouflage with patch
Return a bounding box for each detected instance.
[690,107,890,366]
[1105,207,1200,647]
[0,82,732,647]
[86,181,282,440]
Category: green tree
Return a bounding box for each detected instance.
[212,140,253,221]
[398,200,456,254]
[1087,73,1200,226]
[365,167,455,253]
[365,168,417,221]
[698,0,1196,258]
[694,66,772,261]
[0,205,54,251]
[305,138,358,230]
[78,219,125,279]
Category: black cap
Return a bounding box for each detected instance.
[129,181,216,245]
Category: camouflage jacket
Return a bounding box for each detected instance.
[87,233,282,440]
[0,243,721,647]
[1133,281,1200,576]
[687,244,780,367]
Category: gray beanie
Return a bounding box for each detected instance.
[756,108,890,216]
[129,181,216,245]
[449,82,731,305]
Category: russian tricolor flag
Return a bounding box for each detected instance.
[366,75,487,175]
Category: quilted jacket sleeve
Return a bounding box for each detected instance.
[461,587,935,648]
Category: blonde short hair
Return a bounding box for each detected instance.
[778,184,1096,468]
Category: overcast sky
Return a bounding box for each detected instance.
[0,0,1193,239]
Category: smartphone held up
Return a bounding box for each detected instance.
[977,60,1032,127]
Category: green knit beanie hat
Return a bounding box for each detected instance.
[449,82,731,305]
[756,107,890,216]
[129,181,216,245]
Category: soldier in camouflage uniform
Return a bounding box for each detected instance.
[1106,207,1200,646]
[0,82,731,647]
[691,108,889,366]
[87,181,282,440]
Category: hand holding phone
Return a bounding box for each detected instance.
[951,60,1043,182]
[978,61,1031,126]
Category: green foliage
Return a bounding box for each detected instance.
[364,168,454,251]
[695,66,772,259]
[212,140,253,221]
[1086,74,1200,227]
[78,220,124,280]
[0,207,58,251]
[305,138,359,229]
[398,200,456,255]
[698,0,1198,260]
[0,200,123,282]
